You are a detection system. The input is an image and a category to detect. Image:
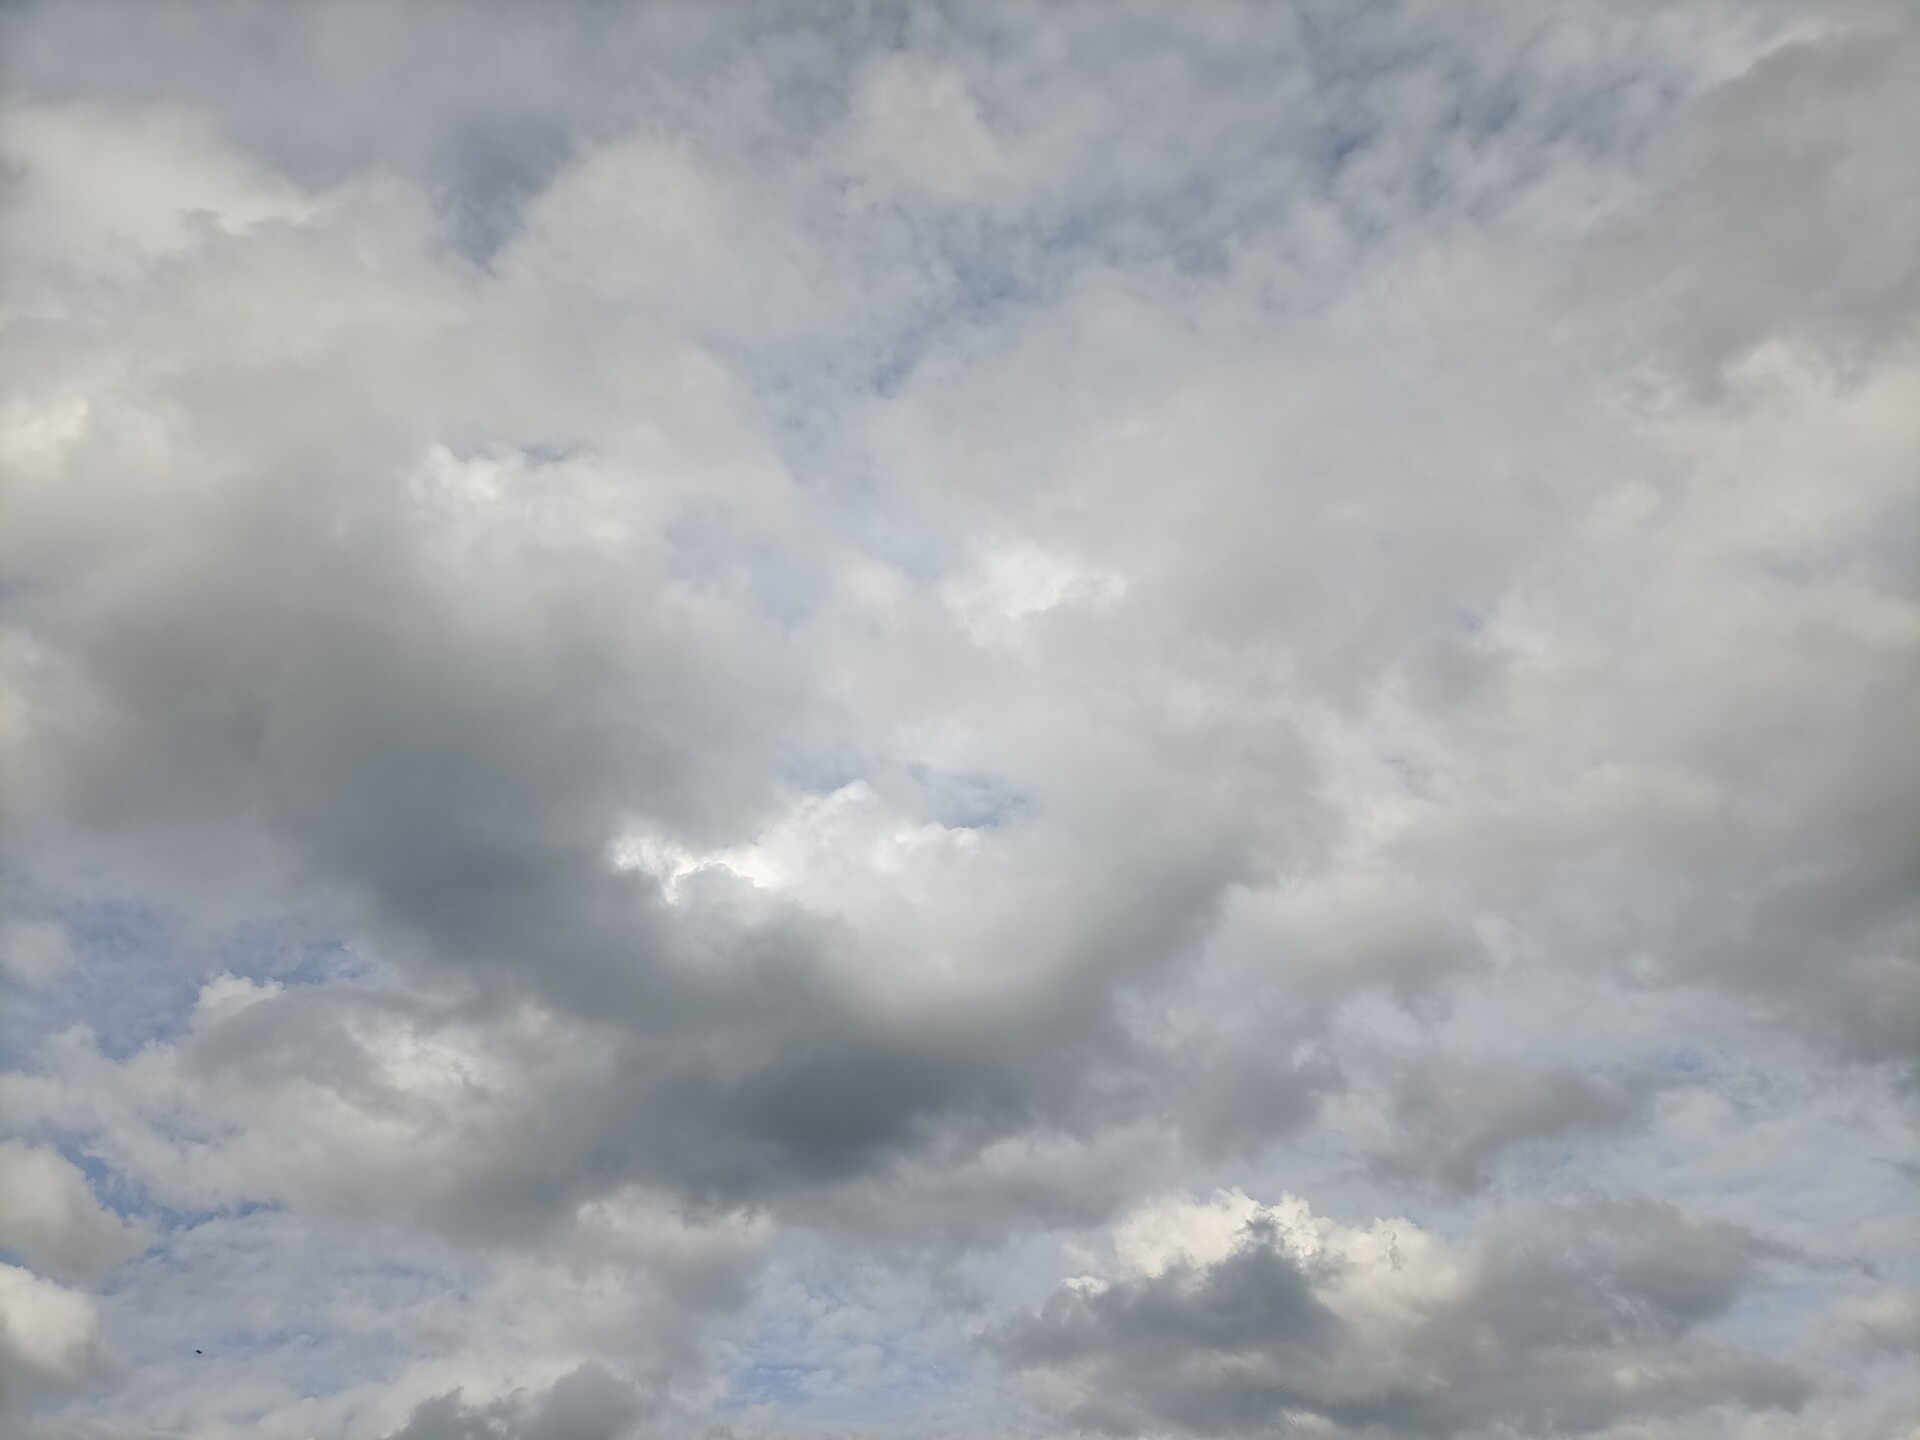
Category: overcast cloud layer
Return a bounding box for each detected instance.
[1,2,1916,1437]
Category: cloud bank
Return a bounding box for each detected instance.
[0,2,1914,1436]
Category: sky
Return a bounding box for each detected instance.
[0,2,1916,1437]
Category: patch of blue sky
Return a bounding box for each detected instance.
[0,893,198,1063]
[38,1146,161,1230]
[2,893,371,1069]
[643,15,1705,405]
[909,765,1029,832]
[713,1240,993,1429]
[208,921,373,990]
[755,408,956,585]
[728,1360,820,1408]
[663,505,828,627]
[137,1200,284,1242]
[501,10,1749,638]
[719,1338,981,1433]
[97,1215,480,1395]
[1652,1045,1712,1077]
[432,426,591,468]
[95,1313,415,1410]
[27,0,1724,320]
[775,743,872,801]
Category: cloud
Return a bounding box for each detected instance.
[0,1,1913,1436]
[843,58,1014,206]
[1589,12,1920,391]
[0,1143,146,1284]
[1000,1191,1811,1438]
[1367,1057,1654,1193]
[1829,1288,1920,1357]
[0,103,315,280]
[0,1262,110,1409]
[385,1365,648,1440]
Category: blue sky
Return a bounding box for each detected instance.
[1,3,1916,1437]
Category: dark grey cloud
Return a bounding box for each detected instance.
[996,1228,1338,1437]
[999,1199,1811,1438]
[388,1364,647,1440]
[1368,1058,1655,1193]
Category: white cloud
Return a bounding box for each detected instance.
[0,1143,145,1284]
[0,1262,108,1406]
[844,58,1013,204]
[1004,1191,1804,1437]
[0,104,314,284]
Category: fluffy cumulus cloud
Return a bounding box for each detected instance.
[1000,1190,1810,1437]
[0,1,1914,1436]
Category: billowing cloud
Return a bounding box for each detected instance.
[385,1364,647,1440]
[1000,1191,1810,1438]
[0,1142,146,1283]
[0,1262,110,1405]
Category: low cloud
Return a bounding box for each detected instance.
[0,1142,146,1283]
[999,1192,1810,1438]
[0,1262,111,1409]
[387,1364,649,1440]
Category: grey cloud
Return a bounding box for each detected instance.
[387,1364,647,1440]
[1830,1288,1920,1356]
[1167,1039,1344,1165]
[995,1231,1338,1437]
[0,1143,145,1284]
[0,121,1256,1232]
[1369,1058,1654,1193]
[1465,1199,1783,1348]
[0,219,1296,1229]
[0,1,1913,1434]
[999,1199,1810,1438]
[0,1264,111,1412]
[1594,16,1920,392]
